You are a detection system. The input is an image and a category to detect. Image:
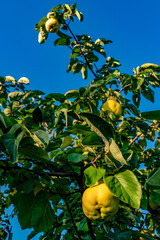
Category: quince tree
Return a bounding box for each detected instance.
[0,3,160,240]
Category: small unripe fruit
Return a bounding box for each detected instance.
[45,18,59,33]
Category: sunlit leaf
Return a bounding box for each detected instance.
[104,169,142,208]
[109,138,127,165]
[84,166,106,186]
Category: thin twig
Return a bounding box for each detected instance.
[119,83,132,93]
[86,218,96,240]
[129,133,142,146]
[66,23,97,78]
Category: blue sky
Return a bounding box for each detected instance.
[1,0,160,239]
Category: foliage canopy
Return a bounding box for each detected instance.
[0,3,160,240]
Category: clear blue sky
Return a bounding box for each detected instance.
[1,0,160,239]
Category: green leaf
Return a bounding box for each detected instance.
[67,125,91,135]
[141,110,160,120]
[84,166,106,186]
[45,93,65,103]
[0,113,14,128]
[33,107,42,124]
[33,130,50,147]
[12,191,55,231]
[76,218,88,232]
[86,52,99,63]
[8,91,24,101]
[35,17,48,31]
[146,168,160,187]
[109,138,127,165]
[80,112,113,144]
[56,31,72,39]
[70,47,81,59]
[67,153,85,163]
[19,145,49,162]
[137,77,144,89]
[2,131,24,163]
[82,132,103,146]
[64,89,80,99]
[142,86,154,103]
[60,136,73,148]
[72,63,83,75]
[104,169,142,208]
[54,38,70,46]
[132,94,140,107]
[95,38,112,46]
[22,90,45,100]
[22,126,45,149]
[8,123,22,135]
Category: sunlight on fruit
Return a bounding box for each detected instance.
[102,98,122,117]
[45,18,59,33]
[82,182,119,221]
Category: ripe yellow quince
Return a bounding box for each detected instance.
[82,182,119,221]
[45,18,59,33]
[102,98,122,117]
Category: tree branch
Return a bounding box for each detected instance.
[65,199,83,240]
[66,23,98,78]
[119,83,132,93]
[129,133,142,146]
[86,218,96,240]
[47,171,77,178]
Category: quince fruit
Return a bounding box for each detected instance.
[102,98,122,117]
[45,18,59,33]
[82,182,119,221]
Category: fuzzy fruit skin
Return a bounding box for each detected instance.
[102,99,122,117]
[45,18,59,33]
[82,183,119,221]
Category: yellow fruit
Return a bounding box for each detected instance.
[149,199,160,211]
[82,182,119,221]
[45,18,59,33]
[102,98,122,117]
